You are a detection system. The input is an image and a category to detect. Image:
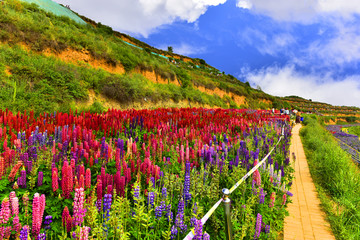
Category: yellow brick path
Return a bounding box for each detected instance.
[284,124,335,240]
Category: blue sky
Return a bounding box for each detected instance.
[56,0,360,107]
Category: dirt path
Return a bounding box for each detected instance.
[284,124,335,240]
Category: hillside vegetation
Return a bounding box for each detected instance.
[0,0,280,115]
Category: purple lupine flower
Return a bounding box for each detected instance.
[165,204,173,222]
[251,180,257,195]
[38,171,43,186]
[19,226,29,240]
[190,217,197,227]
[254,213,262,239]
[148,192,155,207]
[274,161,278,171]
[193,202,198,214]
[177,199,184,215]
[44,215,53,230]
[162,187,167,199]
[193,219,203,240]
[286,191,293,197]
[18,170,27,188]
[155,201,166,219]
[280,166,285,177]
[103,194,112,213]
[170,225,178,239]
[183,162,191,205]
[259,188,266,204]
[265,225,270,234]
[37,233,46,240]
[203,232,210,240]
[133,185,140,203]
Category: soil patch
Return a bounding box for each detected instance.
[196,86,246,106]
[4,66,11,76]
[42,48,125,75]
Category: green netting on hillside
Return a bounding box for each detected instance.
[21,0,86,24]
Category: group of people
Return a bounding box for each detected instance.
[272,108,302,125]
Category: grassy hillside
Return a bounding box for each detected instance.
[0,0,280,115]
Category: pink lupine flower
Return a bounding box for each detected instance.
[282,193,287,205]
[0,197,10,224]
[10,195,19,216]
[9,191,16,214]
[73,188,86,226]
[32,193,41,236]
[269,192,276,208]
[13,215,20,233]
[80,226,90,240]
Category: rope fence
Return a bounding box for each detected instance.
[184,133,284,240]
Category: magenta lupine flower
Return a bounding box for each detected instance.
[193,219,203,240]
[0,197,10,224]
[73,188,86,226]
[3,226,12,239]
[254,213,262,239]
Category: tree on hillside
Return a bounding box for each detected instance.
[167,46,173,53]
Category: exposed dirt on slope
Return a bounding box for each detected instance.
[42,48,125,74]
[134,69,180,86]
[195,86,246,106]
[4,66,11,76]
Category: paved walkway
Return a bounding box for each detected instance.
[284,124,335,240]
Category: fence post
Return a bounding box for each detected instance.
[222,188,233,240]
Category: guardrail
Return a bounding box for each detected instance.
[184,130,285,240]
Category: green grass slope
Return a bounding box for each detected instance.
[0,0,293,114]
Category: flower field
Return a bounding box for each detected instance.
[0,108,293,239]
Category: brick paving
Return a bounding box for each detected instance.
[284,124,335,240]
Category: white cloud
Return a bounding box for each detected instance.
[236,0,360,22]
[56,0,226,36]
[242,65,360,107]
[240,28,295,56]
[306,21,360,66]
[157,43,206,56]
[236,0,252,9]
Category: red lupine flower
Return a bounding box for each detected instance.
[79,174,85,189]
[62,206,72,232]
[85,168,91,189]
[52,168,59,192]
